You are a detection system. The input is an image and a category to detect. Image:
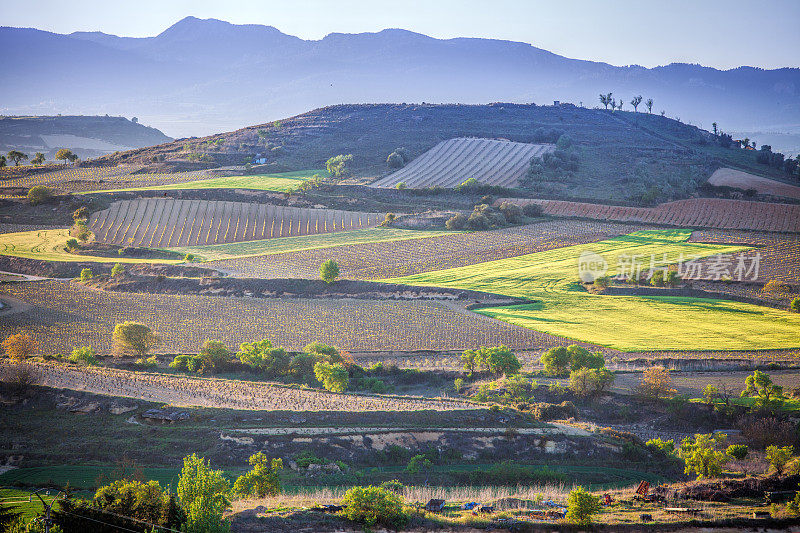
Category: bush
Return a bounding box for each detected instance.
[65,238,79,251]
[556,134,573,150]
[739,415,796,448]
[445,213,467,230]
[541,345,604,376]
[569,367,614,397]
[466,211,490,230]
[637,366,677,399]
[566,487,602,525]
[112,322,162,358]
[394,181,407,190]
[791,298,800,312]
[532,401,577,421]
[406,454,432,473]
[319,259,339,284]
[1,333,37,361]
[325,154,353,179]
[497,201,523,224]
[387,152,405,169]
[314,361,349,392]
[522,203,544,217]
[177,454,231,533]
[110,263,124,277]
[232,452,283,498]
[379,479,405,495]
[765,445,794,474]
[650,270,665,286]
[339,486,407,529]
[726,444,748,461]
[184,253,195,262]
[646,438,676,456]
[79,268,93,282]
[679,433,728,479]
[237,339,289,376]
[462,345,521,375]
[69,346,97,366]
[27,185,53,205]
[454,177,481,192]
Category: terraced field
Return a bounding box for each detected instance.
[371,138,552,189]
[0,280,552,353]
[502,197,800,233]
[207,220,649,279]
[388,230,800,352]
[89,199,383,248]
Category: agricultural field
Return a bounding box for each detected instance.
[88,199,384,248]
[0,228,181,264]
[83,169,326,194]
[708,167,800,200]
[371,137,553,189]
[388,229,800,351]
[503,197,800,233]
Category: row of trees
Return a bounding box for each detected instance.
[0,148,78,168]
[599,93,654,113]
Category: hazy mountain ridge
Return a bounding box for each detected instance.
[2,16,798,140]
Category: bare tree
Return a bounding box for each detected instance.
[631,95,642,112]
[599,93,613,109]
[645,98,654,113]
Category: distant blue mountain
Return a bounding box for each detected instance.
[2,16,797,138]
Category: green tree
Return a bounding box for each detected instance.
[567,345,605,371]
[325,154,353,178]
[340,486,407,529]
[232,452,283,498]
[387,151,405,169]
[79,268,93,282]
[69,346,97,366]
[765,445,793,474]
[461,349,478,374]
[314,361,349,392]
[319,259,340,284]
[6,150,28,166]
[741,370,784,410]
[55,148,75,166]
[27,185,54,205]
[541,346,570,376]
[177,454,231,533]
[236,339,289,375]
[679,433,728,479]
[646,438,676,456]
[93,478,183,528]
[198,340,232,372]
[473,345,521,375]
[111,263,124,277]
[569,367,615,397]
[406,454,432,474]
[726,444,748,461]
[112,321,162,358]
[791,297,800,312]
[31,152,45,165]
[565,487,602,525]
[304,342,346,364]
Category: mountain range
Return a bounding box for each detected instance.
[2,16,798,140]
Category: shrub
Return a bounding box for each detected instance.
[394,181,407,190]
[637,366,677,399]
[522,203,544,217]
[112,322,162,358]
[679,433,728,479]
[325,154,353,179]
[69,346,97,366]
[454,177,480,192]
[765,445,794,474]
[65,238,79,251]
[339,486,407,529]
[466,211,490,230]
[177,454,231,533]
[232,452,283,498]
[497,201,523,224]
[79,268,93,282]
[650,269,665,286]
[569,367,614,397]
[646,438,676,456]
[314,361,349,392]
[445,213,467,230]
[726,444,748,461]
[406,454,432,474]
[1,333,37,361]
[184,253,195,262]
[379,479,404,495]
[304,342,347,364]
[463,345,521,375]
[387,152,405,169]
[791,298,800,312]
[532,401,577,421]
[454,377,465,393]
[237,339,289,375]
[664,270,681,287]
[319,259,339,284]
[739,415,796,448]
[565,487,602,525]
[556,134,573,150]
[110,263,124,277]
[27,185,53,205]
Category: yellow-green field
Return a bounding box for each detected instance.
[80,169,326,194]
[388,230,800,351]
[0,229,180,264]
[166,227,458,261]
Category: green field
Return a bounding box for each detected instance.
[388,229,800,351]
[0,229,181,264]
[166,227,458,261]
[82,169,327,194]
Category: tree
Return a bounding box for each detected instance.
[712,122,718,135]
[0,155,5,167]
[792,298,800,312]
[304,341,347,364]
[645,98,654,113]
[726,444,748,461]
[177,454,231,533]
[27,185,53,205]
[631,95,642,112]
[541,346,570,376]
[112,321,162,358]
[599,92,613,109]
[325,154,353,178]
[478,345,521,375]
[55,148,75,166]
[31,152,45,165]
[741,370,784,411]
[65,237,79,251]
[406,454,432,473]
[567,345,604,371]
[565,487,602,525]
[461,349,478,374]
[198,340,232,373]
[569,367,615,397]
[232,452,283,498]
[319,259,339,284]
[111,263,124,277]
[340,486,407,529]
[637,366,677,399]
[1,333,37,361]
[446,212,467,230]
[314,361,349,392]
[237,339,289,375]
[6,150,27,166]
[679,433,728,479]
[765,445,793,474]
[80,268,93,282]
[69,346,98,366]
[387,151,405,169]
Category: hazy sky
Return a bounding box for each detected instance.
[3,0,799,69]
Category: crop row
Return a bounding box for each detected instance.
[2,166,213,193]
[0,281,553,353]
[372,138,552,188]
[502,198,800,234]
[207,219,650,279]
[89,199,382,247]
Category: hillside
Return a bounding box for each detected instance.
[1,17,798,139]
[95,103,791,205]
[0,115,172,160]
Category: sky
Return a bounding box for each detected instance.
[2,0,799,69]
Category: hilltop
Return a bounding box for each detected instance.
[0,115,172,160]
[1,16,798,138]
[95,102,791,204]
